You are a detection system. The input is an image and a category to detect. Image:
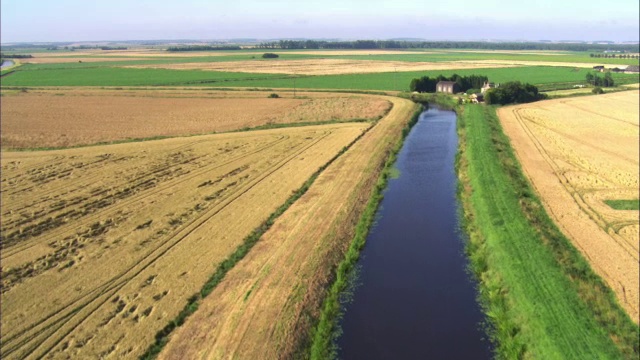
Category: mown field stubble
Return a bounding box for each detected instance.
[0,124,368,359]
[0,89,398,358]
[0,89,390,149]
[498,90,640,322]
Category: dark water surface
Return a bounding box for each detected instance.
[336,108,491,359]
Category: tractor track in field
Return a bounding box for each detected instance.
[1,135,288,260]
[1,130,333,359]
[511,108,638,261]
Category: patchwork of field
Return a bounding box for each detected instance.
[0,119,372,359]
[123,58,518,75]
[498,90,640,322]
[0,90,390,149]
[159,97,418,359]
[21,49,434,61]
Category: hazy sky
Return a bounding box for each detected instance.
[2,0,639,43]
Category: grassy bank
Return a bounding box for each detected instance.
[308,104,423,359]
[456,104,639,358]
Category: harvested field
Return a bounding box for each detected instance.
[498,90,640,322]
[158,97,419,359]
[123,58,517,75]
[455,59,631,69]
[17,50,432,62]
[0,121,371,359]
[447,49,569,56]
[0,90,390,149]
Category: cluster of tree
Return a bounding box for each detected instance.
[586,72,615,87]
[166,45,242,52]
[590,53,639,59]
[0,53,33,58]
[262,53,279,58]
[255,40,639,52]
[484,82,546,105]
[410,74,488,93]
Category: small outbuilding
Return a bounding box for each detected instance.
[593,65,605,72]
[436,81,459,94]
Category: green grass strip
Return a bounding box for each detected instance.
[457,104,639,359]
[139,118,376,360]
[604,199,640,211]
[309,104,423,360]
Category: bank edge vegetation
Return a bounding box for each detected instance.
[456,105,639,359]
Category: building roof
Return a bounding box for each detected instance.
[436,81,457,86]
[625,65,640,72]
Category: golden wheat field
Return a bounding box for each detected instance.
[123,58,517,75]
[0,119,372,359]
[0,89,390,149]
[498,90,640,322]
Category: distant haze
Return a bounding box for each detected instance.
[1,0,639,43]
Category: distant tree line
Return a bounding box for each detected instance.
[586,72,615,87]
[99,46,128,50]
[590,53,639,59]
[41,45,128,51]
[0,53,33,58]
[256,40,640,52]
[410,74,488,93]
[484,82,546,105]
[166,45,242,52]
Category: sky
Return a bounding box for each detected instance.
[1,0,639,43]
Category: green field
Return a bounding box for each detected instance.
[457,105,639,359]
[605,199,640,210]
[3,64,638,90]
[12,53,325,70]
[217,66,638,90]
[0,66,287,86]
